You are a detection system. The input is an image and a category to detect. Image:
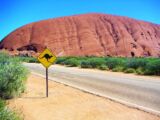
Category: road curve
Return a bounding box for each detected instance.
[24,63,160,115]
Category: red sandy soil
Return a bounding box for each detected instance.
[8,74,160,120]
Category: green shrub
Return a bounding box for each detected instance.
[55,57,68,64]
[28,57,39,63]
[124,68,136,73]
[0,52,10,63]
[98,65,109,70]
[125,58,147,69]
[144,60,160,75]
[53,56,160,76]
[0,99,21,120]
[105,58,125,69]
[136,68,145,75]
[88,58,106,68]
[0,99,5,110]
[63,58,80,67]
[17,56,39,63]
[112,66,124,72]
[81,61,92,68]
[0,52,29,99]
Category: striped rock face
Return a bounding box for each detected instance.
[0,13,160,57]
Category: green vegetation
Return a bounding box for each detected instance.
[81,60,92,68]
[144,59,160,75]
[0,52,29,120]
[18,55,160,76]
[16,56,39,63]
[63,58,80,67]
[0,99,21,120]
[124,68,136,73]
[136,67,144,75]
[0,52,29,99]
[98,65,109,70]
[112,66,124,72]
[125,58,147,69]
[105,57,125,69]
[55,56,160,76]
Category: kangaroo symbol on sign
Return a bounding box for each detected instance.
[41,54,53,62]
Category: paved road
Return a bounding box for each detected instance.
[24,63,160,115]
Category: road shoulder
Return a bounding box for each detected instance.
[8,74,160,120]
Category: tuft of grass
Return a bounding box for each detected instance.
[0,52,26,120]
[144,59,160,75]
[81,60,92,68]
[0,99,21,120]
[124,68,136,73]
[17,56,39,63]
[105,58,125,69]
[55,57,68,64]
[63,58,80,67]
[87,58,106,68]
[125,58,148,69]
[112,66,124,72]
[98,65,109,70]
[136,68,144,75]
[0,52,29,99]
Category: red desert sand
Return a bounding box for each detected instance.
[8,74,160,120]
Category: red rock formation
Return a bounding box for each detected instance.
[0,13,160,57]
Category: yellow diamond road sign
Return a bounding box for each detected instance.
[38,48,57,68]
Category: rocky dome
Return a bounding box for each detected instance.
[0,13,160,57]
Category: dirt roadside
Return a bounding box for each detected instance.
[8,74,160,120]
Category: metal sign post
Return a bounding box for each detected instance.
[46,68,48,97]
[37,48,57,97]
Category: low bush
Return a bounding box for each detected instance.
[17,56,39,63]
[136,68,145,75]
[98,65,109,70]
[81,60,92,68]
[0,52,10,63]
[124,68,136,73]
[0,99,21,120]
[63,58,80,67]
[55,57,68,64]
[18,55,160,76]
[28,57,39,63]
[88,58,106,68]
[105,58,125,69]
[112,66,124,72]
[125,58,147,69]
[0,52,29,99]
[144,60,160,75]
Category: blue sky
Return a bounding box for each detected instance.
[0,0,160,41]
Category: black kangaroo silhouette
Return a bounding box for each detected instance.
[40,54,53,62]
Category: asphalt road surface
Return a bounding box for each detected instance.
[24,63,160,115]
